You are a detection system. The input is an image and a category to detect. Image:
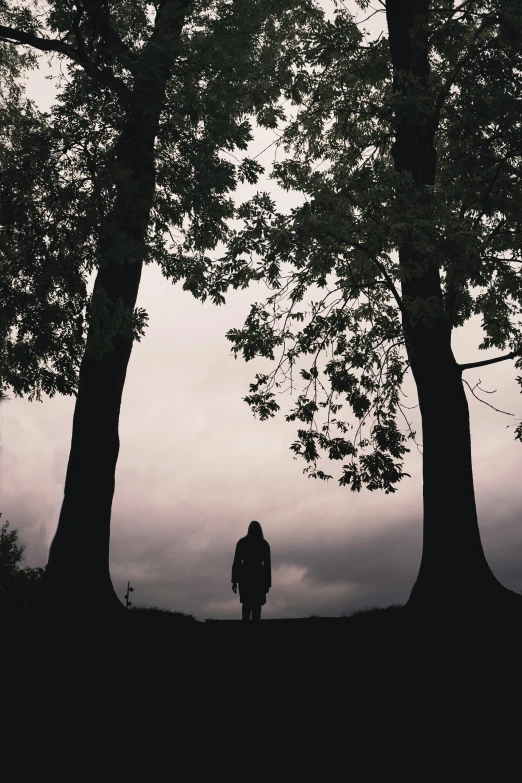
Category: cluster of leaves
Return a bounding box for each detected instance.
[0,515,45,612]
[0,96,94,399]
[208,0,522,491]
[429,0,522,345]
[148,0,325,299]
[234,264,413,493]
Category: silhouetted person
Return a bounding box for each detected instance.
[232,521,271,621]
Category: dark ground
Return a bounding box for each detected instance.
[3,605,521,772]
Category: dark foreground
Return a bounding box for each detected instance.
[4,605,521,771]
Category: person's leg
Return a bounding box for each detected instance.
[242,604,251,621]
[252,605,261,621]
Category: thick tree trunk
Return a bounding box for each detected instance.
[37,1,189,619]
[386,0,518,615]
[406,335,505,610]
[40,262,143,617]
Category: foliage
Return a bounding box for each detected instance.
[2,0,522,491]
[0,0,323,399]
[0,98,89,399]
[0,515,45,610]
[0,515,25,575]
[206,0,522,492]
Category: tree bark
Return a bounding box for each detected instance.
[386,0,519,614]
[37,1,190,618]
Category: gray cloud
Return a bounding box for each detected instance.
[103,503,522,621]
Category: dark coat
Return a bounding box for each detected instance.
[232,536,271,606]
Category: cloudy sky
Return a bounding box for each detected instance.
[1,2,521,620]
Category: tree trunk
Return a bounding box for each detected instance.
[37,1,189,619]
[40,261,143,617]
[407,335,506,609]
[386,0,519,615]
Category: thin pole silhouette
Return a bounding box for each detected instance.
[124,581,134,609]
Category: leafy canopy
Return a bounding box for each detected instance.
[0,0,323,399]
[204,0,522,493]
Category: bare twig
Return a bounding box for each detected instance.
[462,378,515,416]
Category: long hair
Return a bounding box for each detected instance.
[247,520,264,539]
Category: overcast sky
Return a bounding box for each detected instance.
[1,2,521,619]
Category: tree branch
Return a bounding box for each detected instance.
[316,224,405,316]
[459,349,522,371]
[470,147,519,229]
[0,23,131,105]
[349,241,405,317]
[79,1,136,72]
[131,0,192,77]
[0,24,77,56]
[71,4,87,59]
[462,378,515,416]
